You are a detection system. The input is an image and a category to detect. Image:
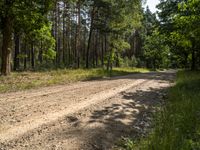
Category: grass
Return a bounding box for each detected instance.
[121,71,200,150]
[0,67,149,93]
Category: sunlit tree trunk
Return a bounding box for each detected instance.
[86,7,95,68]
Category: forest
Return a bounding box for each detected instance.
[0,0,199,75]
[0,0,200,150]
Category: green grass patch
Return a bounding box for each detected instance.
[121,71,200,150]
[0,68,149,93]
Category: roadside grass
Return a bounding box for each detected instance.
[121,71,200,150]
[0,67,149,93]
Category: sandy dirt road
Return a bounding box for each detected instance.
[0,71,175,150]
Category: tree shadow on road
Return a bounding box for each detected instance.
[47,85,171,150]
[44,72,175,150]
[83,86,169,150]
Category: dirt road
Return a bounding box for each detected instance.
[0,71,175,150]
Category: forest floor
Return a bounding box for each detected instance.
[0,70,175,150]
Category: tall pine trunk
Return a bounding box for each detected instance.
[23,40,27,70]
[39,40,43,64]
[1,16,12,75]
[63,2,66,65]
[86,7,95,68]
[101,34,104,67]
[14,33,20,71]
[76,1,81,68]
[31,42,35,69]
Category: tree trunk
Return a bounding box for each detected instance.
[86,7,95,68]
[57,3,61,66]
[86,27,93,68]
[92,34,95,67]
[191,48,196,71]
[101,34,104,67]
[31,43,35,69]
[63,2,66,66]
[83,27,87,61]
[95,31,98,67]
[184,53,188,69]
[14,33,20,71]
[1,16,12,75]
[39,40,43,64]
[24,41,27,70]
[54,2,59,66]
[76,0,81,68]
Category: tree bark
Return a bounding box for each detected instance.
[86,7,95,68]
[14,33,20,71]
[101,35,104,67]
[76,0,81,68]
[31,42,35,69]
[23,40,27,70]
[1,16,12,75]
[39,40,43,64]
[63,2,66,65]
[95,31,98,67]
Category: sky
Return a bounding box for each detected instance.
[144,0,160,13]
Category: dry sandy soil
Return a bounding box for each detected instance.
[0,71,175,150]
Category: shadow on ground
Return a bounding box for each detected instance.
[45,72,174,150]
[0,71,176,150]
[83,88,169,149]
[46,72,175,150]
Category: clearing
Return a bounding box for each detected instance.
[0,70,175,150]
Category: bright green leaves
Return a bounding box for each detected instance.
[143,30,170,68]
[30,24,56,61]
[157,0,200,69]
[12,0,53,33]
[170,32,192,48]
[111,37,130,52]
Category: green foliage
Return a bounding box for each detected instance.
[143,30,170,69]
[142,7,158,36]
[43,49,56,60]
[32,24,56,60]
[108,37,131,67]
[97,0,143,34]
[122,56,138,68]
[111,37,131,51]
[138,7,161,69]
[0,0,53,33]
[92,0,144,71]
[157,0,200,70]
